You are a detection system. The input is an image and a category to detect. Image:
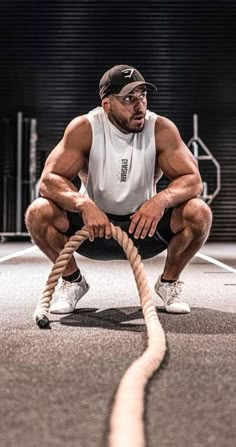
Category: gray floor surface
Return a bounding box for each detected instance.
[0,242,235,447]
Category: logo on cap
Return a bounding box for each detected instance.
[122,68,135,79]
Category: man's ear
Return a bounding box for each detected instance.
[102,97,111,112]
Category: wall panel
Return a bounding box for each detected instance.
[0,0,235,239]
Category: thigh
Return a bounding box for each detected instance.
[64,209,175,261]
[65,211,128,260]
[123,209,175,258]
[155,207,174,245]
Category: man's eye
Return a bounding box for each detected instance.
[140,92,147,99]
[124,96,131,102]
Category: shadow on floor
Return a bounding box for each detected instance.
[58,306,236,335]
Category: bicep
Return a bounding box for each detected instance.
[42,141,85,181]
[156,118,199,180]
[158,143,199,180]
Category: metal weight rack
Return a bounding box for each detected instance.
[187,114,221,205]
[0,112,38,241]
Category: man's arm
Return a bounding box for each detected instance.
[40,116,111,240]
[40,116,92,212]
[154,116,203,208]
[129,116,203,239]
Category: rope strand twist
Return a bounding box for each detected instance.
[34,224,167,446]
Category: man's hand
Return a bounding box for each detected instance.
[129,195,165,239]
[80,199,112,241]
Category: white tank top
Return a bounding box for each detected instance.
[82,107,160,215]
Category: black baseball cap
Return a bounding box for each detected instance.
[99,64,157,99]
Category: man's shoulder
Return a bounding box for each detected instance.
[154,115,183,151]
[65,115,92,134]
[154,115,178,133]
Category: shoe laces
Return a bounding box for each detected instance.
[56,279,75,300]
[165,280,184,304]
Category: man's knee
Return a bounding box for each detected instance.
[26,198,50,229]
[171,198,212,238]
[25,198,68,234]
[183,198,212,236]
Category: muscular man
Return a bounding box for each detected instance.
[26,64,212,315]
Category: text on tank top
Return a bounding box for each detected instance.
[82,107,160,215]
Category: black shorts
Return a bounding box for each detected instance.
[64,208,174,260]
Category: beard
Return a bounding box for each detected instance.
[108,110,145,134]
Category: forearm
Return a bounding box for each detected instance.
[155,174,203,209]
[40,173,91,212]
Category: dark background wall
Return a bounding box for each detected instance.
[0,0,236,240]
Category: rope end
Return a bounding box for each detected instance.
[36,314,50,329]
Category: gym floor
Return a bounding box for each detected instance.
[0,241,235,447]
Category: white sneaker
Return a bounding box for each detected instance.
[50,276,90,314]
[154,276,190,314]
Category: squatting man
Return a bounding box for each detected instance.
[26,64,212,314]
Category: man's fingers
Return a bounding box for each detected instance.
[148,219,158,237]
[128,213,141,234]
[93,226,100,238]
[87,222,111,240]
[139,218,155,239]
[133,217,148,239]
[86,223,97,241]
[98,224,105,238]
[105,223,112,239]
[134,218,154,239]
[88,231,95,242]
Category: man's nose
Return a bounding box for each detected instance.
[134,97,145,110]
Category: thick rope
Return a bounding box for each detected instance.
[34,224,167,446]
